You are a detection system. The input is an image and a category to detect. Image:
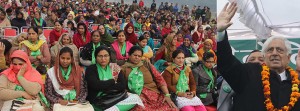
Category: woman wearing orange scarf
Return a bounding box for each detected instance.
[0,50,47,110]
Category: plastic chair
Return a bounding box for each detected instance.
[90,24,100,31]
[3,26,19,39]
[43,27,54,42]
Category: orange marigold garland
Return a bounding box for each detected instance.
[261,64,300,111]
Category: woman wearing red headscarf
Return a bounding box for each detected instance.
[0,50,48,110]
[49,21,68,46]
[124,23,138,45]
[73,22,91,48]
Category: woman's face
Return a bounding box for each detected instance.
[129,50,142,64]
[172,37,177,46]
[59,52,72,68]
[197,26,203,32]
[78,25,85,34]
[96,50,110,67]
[28,29,38,42]
[165,23,171,28]
[34,12,40,19]
[92,31,101,44]
[173,52,185,66]
[17,13,23,19]
[12,58,26,73]
[99,26,105,35]
[177,34,183,41]
[204,42,212,50]
[79,16,85,21]
[61,35,71,45]
[127,26,134,33]
[67,15,73,20]
[138,39,147,48]
[204,57,215,69]
[137,18,142,24]
[54,22,62,31]
[141,25,147,31]
[183,38,190,47]
[144,33,150,39]
[67,23,73,28]
[18,34,28,43]
[117,32,126,43]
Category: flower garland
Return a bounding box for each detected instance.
[261,64,300,111]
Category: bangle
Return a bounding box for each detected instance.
[165,93,171,97]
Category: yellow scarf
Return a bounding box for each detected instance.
[20,40,45,51]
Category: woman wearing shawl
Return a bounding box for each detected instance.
[177,35,199,67]
[161,22,172,37]
[162,49,206,111]
[137,35,153,62]
[134,17,143,32]
[80,30,112,67]
[192,51,217,109]
[192,25,204,45]
[11,32,27,49]
[31,11,47,27]
[197,39,217,63]
[11,11,27,32]
[63,13,77,28]
[122,46,177,110]
[86,46,143,111]
[124,23,138,45]
[176,32,184,47]
[143,31,155,50]
[0,50,48,110]
[154,33,177,73]
[73,22,91,48]
[20,27,51,68]
[98,25,114,46]
[45,47,87,108]
[50,33,79,65]
[49,21,68,46]
[111,30,133,66]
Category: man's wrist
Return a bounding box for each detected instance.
[217,31,226,42]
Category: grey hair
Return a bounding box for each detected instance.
[261,36,292,56]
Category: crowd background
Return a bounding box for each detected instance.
[0,0,219,110]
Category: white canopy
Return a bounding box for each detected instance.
[217,0,300,40]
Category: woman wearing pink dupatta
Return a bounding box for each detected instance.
[111,30,133,66]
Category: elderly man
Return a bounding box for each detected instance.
[217,2,300,111]
[217,50,264,111]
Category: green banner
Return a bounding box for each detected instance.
[229,38,300,69]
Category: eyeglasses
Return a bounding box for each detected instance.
[97,54,110,59]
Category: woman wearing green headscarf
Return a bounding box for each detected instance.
[86,46,143,111]
[98,25,114,46]
[162,49,206,111]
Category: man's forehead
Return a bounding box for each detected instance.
[267,39,286,48]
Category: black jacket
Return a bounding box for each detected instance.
[85,64,126,104]
[217,31,300,111]
[80,42,116,63]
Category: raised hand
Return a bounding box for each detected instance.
[0,42,5,55]
[217,2,238,32]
